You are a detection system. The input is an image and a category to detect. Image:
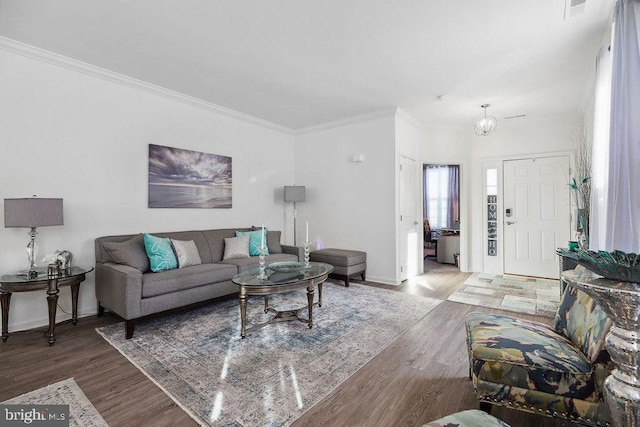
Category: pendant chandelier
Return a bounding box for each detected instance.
[474,104,497,136]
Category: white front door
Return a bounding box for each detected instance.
[503,156,570,278]
[400,156,418,281]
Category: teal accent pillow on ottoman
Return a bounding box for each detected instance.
[236,229,269,256]
[144,233,178,272]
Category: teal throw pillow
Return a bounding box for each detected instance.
[143,233,178,272]
[236,229,269,256]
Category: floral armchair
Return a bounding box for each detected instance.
[465,284,613,426]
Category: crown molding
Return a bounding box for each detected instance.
[294,107,398,135]
[395,107,426,129]
[0,36,295,135]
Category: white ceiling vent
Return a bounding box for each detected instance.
[565,0,586,20]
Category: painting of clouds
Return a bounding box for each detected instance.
[148,144,232,208]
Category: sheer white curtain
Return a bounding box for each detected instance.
[589,44,613,250]
[593,0,640,252]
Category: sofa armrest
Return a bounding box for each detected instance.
[282,245,303,262]
[95,262,143,320]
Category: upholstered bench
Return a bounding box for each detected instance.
[309,248,366,287]
[423,409,510,426]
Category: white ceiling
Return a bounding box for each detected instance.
[0,0,615,131]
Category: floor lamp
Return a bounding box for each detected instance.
[284,186,305,246]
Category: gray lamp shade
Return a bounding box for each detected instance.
[284,186,305,203]
[4,198,64,228]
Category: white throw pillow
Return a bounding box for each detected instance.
[223,235,250,260]
[170,239,202,268]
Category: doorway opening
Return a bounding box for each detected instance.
[423,164,461,267]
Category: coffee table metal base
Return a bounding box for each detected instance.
[239,282,324,338]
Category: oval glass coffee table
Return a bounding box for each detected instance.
[232,262,333,338]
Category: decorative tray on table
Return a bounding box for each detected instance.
[267,261,306,273]
[556,248,640,283]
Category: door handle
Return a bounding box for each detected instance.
[414,221,419,225]
[506,221,517,225]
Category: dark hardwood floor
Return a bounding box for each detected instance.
[0,259,570,426]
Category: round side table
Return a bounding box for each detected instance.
[0,265,93,346]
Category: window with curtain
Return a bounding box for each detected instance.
[590,0,640,252]
[423,164,460,230]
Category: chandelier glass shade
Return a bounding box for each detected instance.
[474,104,497,136]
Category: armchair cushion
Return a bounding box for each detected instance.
[467,312,595,399]
[554,285,612,363]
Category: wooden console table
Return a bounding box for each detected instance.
[0,265,93,345]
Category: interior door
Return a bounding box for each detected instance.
[503,156,570,278]
[400,156,418,280]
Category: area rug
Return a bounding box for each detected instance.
[96,282,441,427]
[1,378,108,427]
[447,273,561,317]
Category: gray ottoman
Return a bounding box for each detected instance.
[309,248,366,287]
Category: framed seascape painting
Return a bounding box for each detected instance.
[148,144,232,208]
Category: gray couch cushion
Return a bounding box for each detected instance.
[171,239,202,268]
[223,235,251,260]
[142,263,238,298]
[103,235,150,273]
[203,228,252,262]
[267,230,283,254]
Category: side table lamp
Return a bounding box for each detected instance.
[4,197,64,278]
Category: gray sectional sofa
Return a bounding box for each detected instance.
[94,227,301,338]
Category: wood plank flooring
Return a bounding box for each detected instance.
[0,259,570,426]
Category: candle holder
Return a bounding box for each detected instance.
[303,241,310,268]
[257,246,268,280]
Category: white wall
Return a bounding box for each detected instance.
[0,47,294,332]
[294,113,397,284]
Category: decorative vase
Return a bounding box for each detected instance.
[576,231,589,250]
[257,247,267,280]
[303,241,310,268]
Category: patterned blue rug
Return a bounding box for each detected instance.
[96,282,441,426]
[1,378,108,427]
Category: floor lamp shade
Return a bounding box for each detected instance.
[4,198,64,228]
[284,186,306,203]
